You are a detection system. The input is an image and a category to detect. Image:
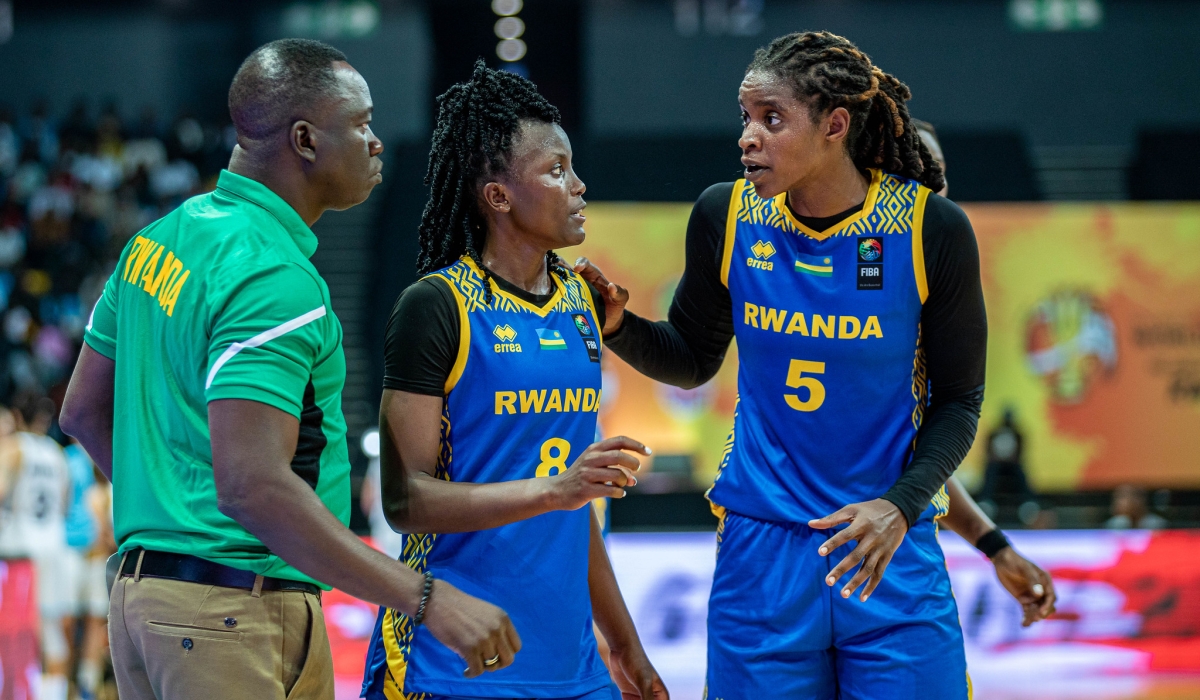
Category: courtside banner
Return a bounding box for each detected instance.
[601,530,1200,699]
[574,202,1200,491]
[0,559,41,700]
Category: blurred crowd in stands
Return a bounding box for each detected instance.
[0,99,232,700]
[0,99,233,409]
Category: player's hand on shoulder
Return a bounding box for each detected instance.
[991,546,1057,626]
[420,578,522,678]
[545,436,651,511]
[573,257,629,335]
[809,498,909,603]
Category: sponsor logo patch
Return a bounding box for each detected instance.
[857,264,883,290]
[572,314,601,362]
[492,324,521,353]
[747,240,776,271]
[493,324,517,342]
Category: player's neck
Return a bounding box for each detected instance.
[480,232,553,296]
[785,156,869,219]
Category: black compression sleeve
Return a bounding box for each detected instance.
[881,194,987,526]
[604,182,735,387]
[382,278,459,396]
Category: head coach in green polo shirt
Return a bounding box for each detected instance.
[60,39,519,700]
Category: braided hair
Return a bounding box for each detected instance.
[747,31,945,192]
[417,60,569,301]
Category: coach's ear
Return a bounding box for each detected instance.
[290,120,318,163]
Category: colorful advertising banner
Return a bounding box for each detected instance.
[328,532,1200,700]
[574,202,1200,491]
[607,530,1200,700]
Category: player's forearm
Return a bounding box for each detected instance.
[219,469,426,615]
[586,513,641,653]
[60,418,113,483]
[389,472,557,534]
[940,475,996,546]
[881,388,982,526]
[605,310,727,389]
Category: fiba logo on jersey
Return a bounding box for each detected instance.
[856,238,883,290]
[857,237,883,262]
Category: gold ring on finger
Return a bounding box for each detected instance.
[484,655,500,667]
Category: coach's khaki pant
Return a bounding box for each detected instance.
[109,573,335,700]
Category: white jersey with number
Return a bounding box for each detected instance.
[0,432,69,558]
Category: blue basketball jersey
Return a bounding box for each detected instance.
[363,257,610,699]
[707,170,950,525]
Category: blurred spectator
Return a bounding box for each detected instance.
[0,99,232,405]
[969,408,1036,518]
[1,392,71,700]
[1105,484,1167,530]
[62,439,112,700]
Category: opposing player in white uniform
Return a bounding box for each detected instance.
[0,395,71,700]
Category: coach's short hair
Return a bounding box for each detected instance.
[228,38,349,140]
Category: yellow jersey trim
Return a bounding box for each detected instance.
[436,276,471,394]
[775,168,884,241]
[720,180,744,287]
[911,186,932,304]
[461,256,565,318]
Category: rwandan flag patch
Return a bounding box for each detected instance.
[536,328,568,350]
[794,253,833,277]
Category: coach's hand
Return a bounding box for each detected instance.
[992,547,1057,626]
[546,436,651,511]
[422,579,521,678]
[809,498,908,602]
[573,256,629,335]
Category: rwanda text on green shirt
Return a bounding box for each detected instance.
[84,170,349,588]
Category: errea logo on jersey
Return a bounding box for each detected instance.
[747,240,776,271]
[493,324,522,353]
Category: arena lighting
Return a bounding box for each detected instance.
[491,0,522,17]
[495,16,525,40]
[493,0,526,63]
[360,428,380,459]
[496,38,527,62]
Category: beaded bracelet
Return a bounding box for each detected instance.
[975,529,1011,559]
[414,571,434,626]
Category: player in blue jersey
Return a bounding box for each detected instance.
[574,32,1001,699]
[361,62,667,700]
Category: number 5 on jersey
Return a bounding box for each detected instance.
[785,359,825,412]
[536,438,571,477]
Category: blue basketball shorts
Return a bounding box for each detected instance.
[705,510,970,700]
[384,686,620,700]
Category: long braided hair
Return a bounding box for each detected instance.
[747,31,945,192]
[417,60,568,302]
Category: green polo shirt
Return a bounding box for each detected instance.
[84,170,349,587]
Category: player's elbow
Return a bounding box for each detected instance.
[382,496,415,534]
